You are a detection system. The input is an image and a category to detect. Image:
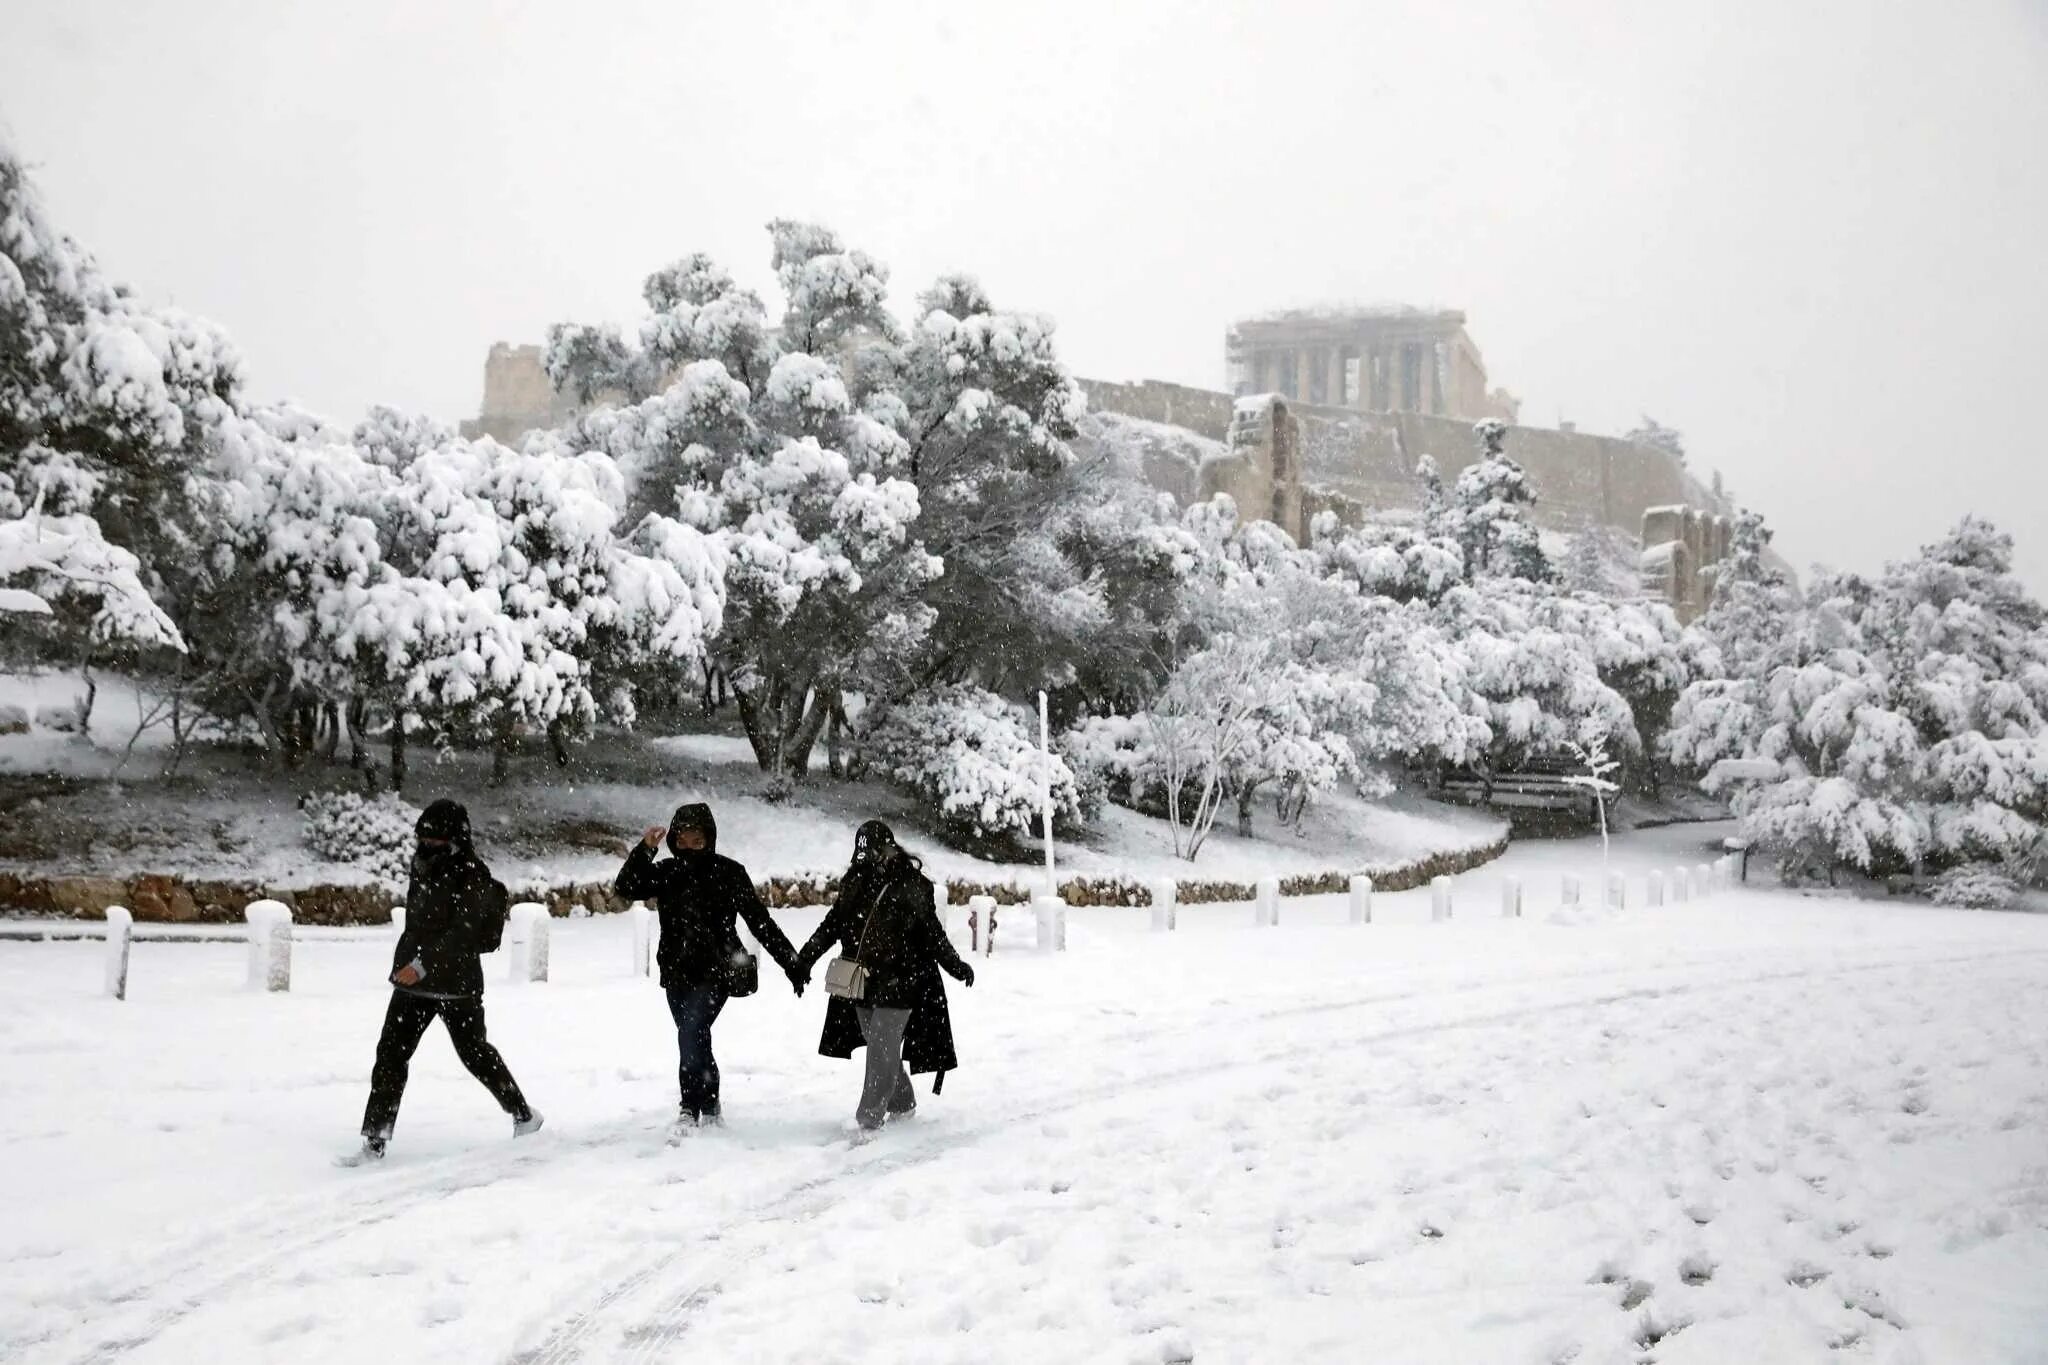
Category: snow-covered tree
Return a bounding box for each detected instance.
[1624,415,1686,464]
[0,499,182,649]
[1444,420,1549,581]
[1,131,236,688]
[558,225,937,781]
[1671,517,2048,882]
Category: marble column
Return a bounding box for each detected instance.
[1326,349,1346,409]
[1294,347,1315,403]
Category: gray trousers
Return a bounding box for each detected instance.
[854,1005,916,1129]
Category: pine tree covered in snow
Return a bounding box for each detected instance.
[0,134,225,657]
[1670,516,2048,882]
[1443,420,1550,581]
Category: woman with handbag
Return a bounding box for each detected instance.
[615,802,807,1136]
[797,820,975,1134]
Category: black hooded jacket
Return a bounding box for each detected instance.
[797,851,968,1074]
[613,803,800,993]
[389,799,506,1000]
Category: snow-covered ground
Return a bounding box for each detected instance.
[2,824,2045,1364]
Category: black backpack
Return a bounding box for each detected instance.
[472,876,511,953]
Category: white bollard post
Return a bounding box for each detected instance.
[1693,864,1713,902]
[629,903,653,977]
[1254,875,1281,927]
[1431,875,1453,922]
[1349,874,1373,925]
[244,899,292,992]
[938,886,971,954]
[1032,894,1066,953]
[1608,872,1627,910]
[390,904,406,938]
[508,902,549,982]
[1647,870,1665,907]
[104,905,133,1001]
[523,903,553,982]
[1500,876,1522,919]
[1561,873,1581,907]
[967,894,997,955]
[1671,867,1689,904]
[1149,879,1177,932]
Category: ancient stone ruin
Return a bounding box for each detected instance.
[463,308,1752,622]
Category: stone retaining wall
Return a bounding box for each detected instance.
[0,833,1509,925]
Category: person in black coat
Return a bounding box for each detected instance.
[796,820,974,1133]
[343,799,540,1166]
[615,802,806,1134]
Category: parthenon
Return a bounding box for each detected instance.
[1224,306,1520,424]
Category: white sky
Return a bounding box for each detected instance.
[4,0,2045,589]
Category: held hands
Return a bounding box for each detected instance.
[786,963,809,997]
[641,825,666,850]
[393,962,423,987]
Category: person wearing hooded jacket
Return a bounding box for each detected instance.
[796,820,974,1134]
[343,799,540,1165]
[615,802,807,1134]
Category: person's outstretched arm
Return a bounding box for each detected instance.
[794,876,859,971]
[735,869,803,977]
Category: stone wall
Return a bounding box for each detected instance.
[1084,378,1729,535]
[459,342,581,444]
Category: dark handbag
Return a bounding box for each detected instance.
[726,945,760,998]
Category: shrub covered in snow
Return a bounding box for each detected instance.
[302,791,421,888]
[861,685,1081,843]
[1929,863,2022,910]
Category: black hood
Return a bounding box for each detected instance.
[415,798,472,852]
[667,802,717,855]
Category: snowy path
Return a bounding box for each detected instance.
[3,825,2046,1363]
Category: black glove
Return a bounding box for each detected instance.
[955,962,975,988]
[786,963,808,997]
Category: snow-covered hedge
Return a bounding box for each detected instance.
[301,791,420,888]
[1929,863,2022,910]
[861,685,1082,844]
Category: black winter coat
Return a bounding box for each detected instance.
[391,846,505,999]
[798,862,968,1075]
[615,842,800,993]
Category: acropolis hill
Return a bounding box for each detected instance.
[463,306,1736,621]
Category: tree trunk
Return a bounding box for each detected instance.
[826,698,847,779]
[776,686,836,782]
[490,714,515,786]
[346,696,368,769]
[1236,783,1259,838]
[734,687,776,771]
[318,701,341,762]
[390,714,408,793]
[548,720,571,768]
[78,648,98,736]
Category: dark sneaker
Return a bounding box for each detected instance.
[336,1137,387,1168]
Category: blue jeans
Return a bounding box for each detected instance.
[664,983,728,1118]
